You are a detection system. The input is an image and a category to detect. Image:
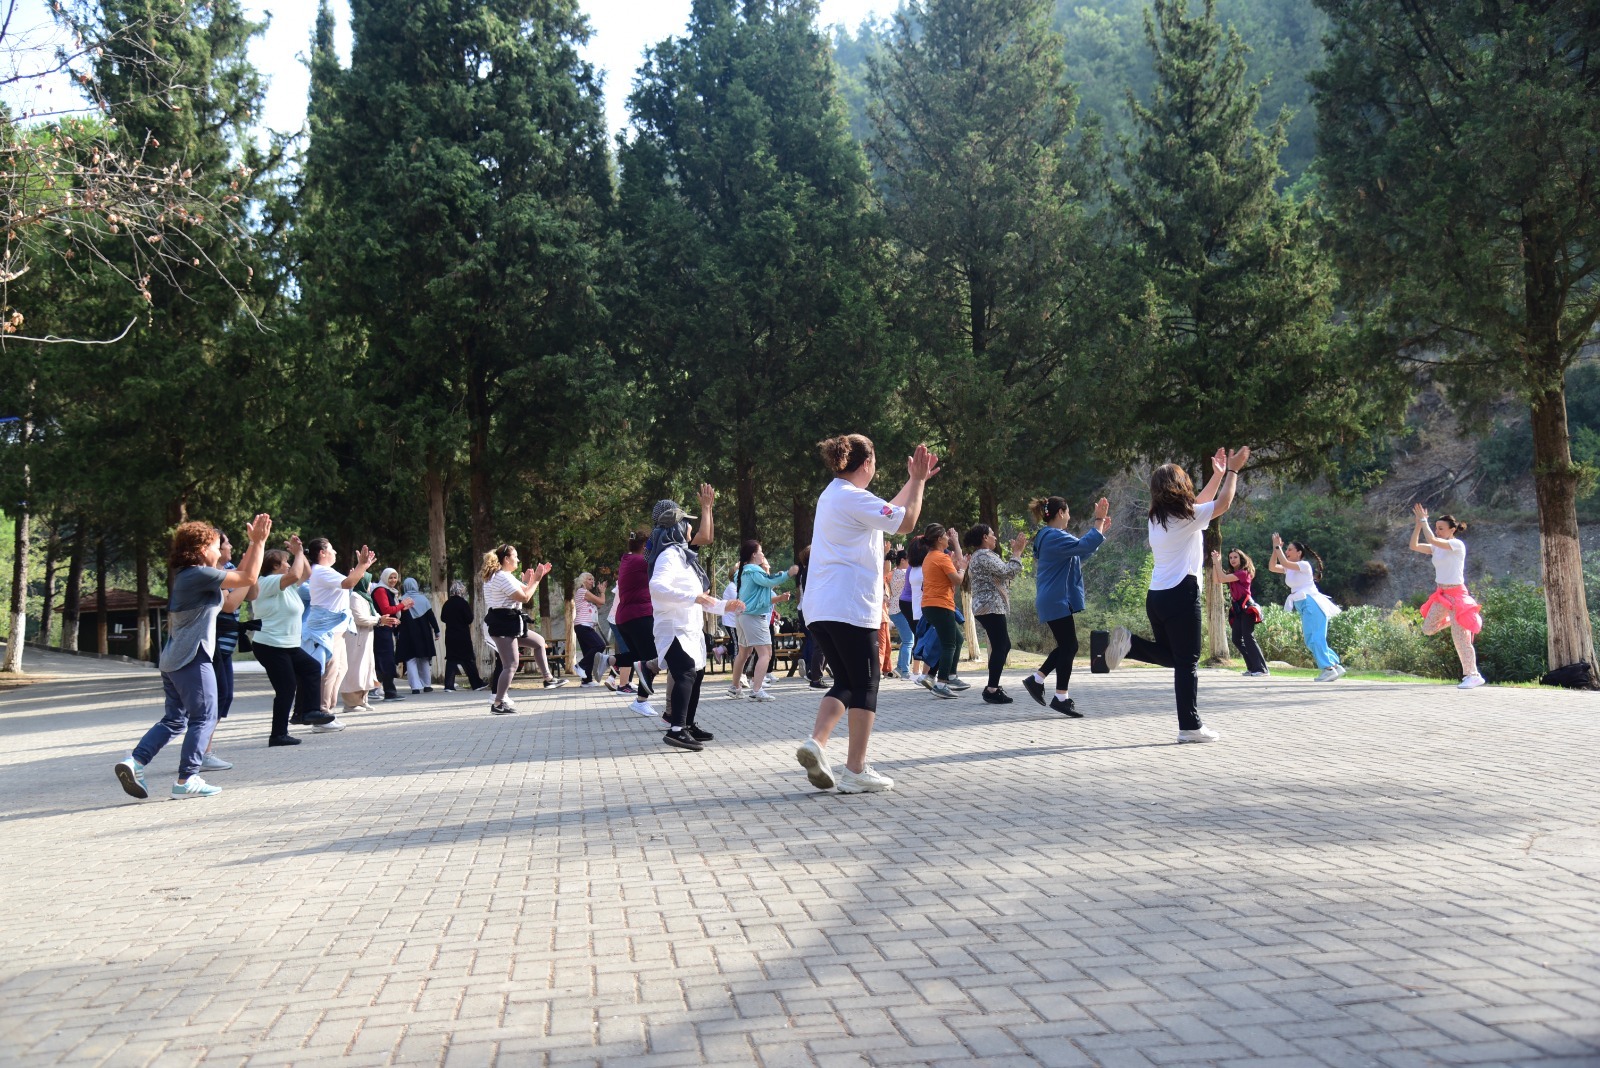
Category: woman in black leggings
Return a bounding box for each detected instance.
[1022,496,1111,717]
[963,524,1028,704]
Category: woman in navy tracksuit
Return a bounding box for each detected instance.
[1021,495,1111,717]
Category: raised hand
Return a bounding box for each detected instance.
[1210,550,1221,564]
[1010,531,1028,555]
[1212,447,1229,476]
[286,533,303,557]
[522,568,537,585]
[698,483,716,508]
[245,513,273,544]
[1228,445,1251,471]
[1412,502,1428,522]
[908,444,940,481]
[535,562,553,580]
[1092,497,1111,521]
[355,544,376,569]
[1271,532,1283,548]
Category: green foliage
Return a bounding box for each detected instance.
[1226,490,1387,602]
[1474,583,1550,684]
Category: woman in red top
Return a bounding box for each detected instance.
[1210,549,1268,676]
[613,530,660,716]
[370,568,410,701]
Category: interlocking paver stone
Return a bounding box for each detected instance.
[1,656,1598,1066]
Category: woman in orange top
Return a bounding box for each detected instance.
[918,523,967,699]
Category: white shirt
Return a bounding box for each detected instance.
[483,569,522,610]
[720,583,739,627]
[909,566,924,621]
[802,479,906,629]
[651,547,726,671]
[1431,539,1466,586]
[1282,558,1342,617]
[309,565,354,633]
[1147,500,1217,591]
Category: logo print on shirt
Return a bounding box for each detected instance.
[881,506,894,516]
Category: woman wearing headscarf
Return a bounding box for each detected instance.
[440,580,485,691]
[398,576,440,692]
[339,573,384,713]
[647,487,740,751]
[370,567,408,701]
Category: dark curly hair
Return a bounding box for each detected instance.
[168,521,219,573]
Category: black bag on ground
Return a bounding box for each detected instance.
[1540,661,1595,689]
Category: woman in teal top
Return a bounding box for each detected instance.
[248,535,335,745]
[728,539,799,701]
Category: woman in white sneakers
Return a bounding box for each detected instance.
[1409,504,1485,688]
[481,545,560,714]
[1093,447,1248,742]
[729,539,798,700]
[572,572,608,686]
[1269,532,1345,682]
[794,434,938,794]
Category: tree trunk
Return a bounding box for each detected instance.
[95,535,109,656]
[38,529,57,651]
[735,449,758,543]
[791,493,814,559]
[961,589,980,662]
[426,464,449,668]
[62,524,84,652]
[1,503,28,673]
[1203,521,1229,663]
[1529,384,1596,674]
[135,540,152,663]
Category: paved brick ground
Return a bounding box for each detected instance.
[0,661,1597,1067]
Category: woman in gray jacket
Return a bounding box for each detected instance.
[963,524,1029,704]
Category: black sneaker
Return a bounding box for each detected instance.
[1050,696,1082,718]
[1021,676,1046,706]
[268,734,303,746]
[685,724,714,742]
[663,730,703,752]
[809,679,829,689]
[411,689,422,694]
[290,711,336,726]
[1089,630,1110,674]
[543,677,567,688]
[489,702,516,716]
[423,686,434,693]
[982,688,1014,705]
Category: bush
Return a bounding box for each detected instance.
[1225,491,1388,602]
[1474,581,1549,683]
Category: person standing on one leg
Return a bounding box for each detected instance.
[1093,447,1249,743]
[795,435,938,794]
[1211,549,1269,677]
[114,515,273,800]
[1409,504,1486,689]
[965,525,1028,706]
[1022,497,1111,716]
[1269,533,1345,681]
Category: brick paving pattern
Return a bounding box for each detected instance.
[0,661,1596,1067]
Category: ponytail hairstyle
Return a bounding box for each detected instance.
[1028,496,1068,524]
[907,537,930,568]
[169,521,219,573]
[1147,464,1197,528]
[963,523,992,550]
[818,433,874,475]
[304,537,332,565]
[1227,548,1256,578]
[1436,514,1467,535]
[480,544,516,584]
[739,538,761,567]
[920,522,947,548]
[1288,541,1324,582]
[626,529,648,554]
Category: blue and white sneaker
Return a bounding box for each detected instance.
[114,758,148,799]
[171,776,222,798]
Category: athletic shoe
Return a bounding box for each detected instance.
[604,677,618,692]
[883,670,899,680]
[930,682,958,699]
[836,764,894,793]
[1050,696,1082,718]
[1178,726,1220,743]
[1242,670,1270,678]
[663,730,703,752]
[543,677,567,688]
[629,699,658,717]
[1089,630,1110,673]
[349,703,375,713]
[114,758,148,799]
[795,739,835,790]
[917,675,934,691]
[171,776,221,798]
[1021,676,1046,706]
[685,724,713,742]
[725,685,745,699]
[290,711,336,726]
[618,683,636,695]
[268,735,302,746]
[1105,627,1131,670]
[947,677,972,691]
[1459,673,1487,689]
[200,752,233,771]
[749,689,777,702]
[982,688,1014,705]
[809,679,829,689]
[594,653,613,680]
[423,686,434,693]
[489,702,516,715]
[580,681,601,689]
[443,686,457,692]
[312,718,346,733]
[1332,664,1347,679]
[383,693,406,701]
[411,689,422,694]
[1314,667,1339,682]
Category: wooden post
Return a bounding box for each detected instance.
[94,535,108,656]
[135,540,152,662]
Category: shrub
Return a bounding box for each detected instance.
[1255,604,1309,666]
[1225,491,1389,603]
[1474,581,1549,683]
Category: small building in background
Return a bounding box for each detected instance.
[58,590,167,660]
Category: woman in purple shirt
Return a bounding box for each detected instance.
[1211,548,1269,677]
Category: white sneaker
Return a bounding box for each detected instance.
[1105,627,1132,670]
[794,739,835,790]
[594,653,612,679]
[1333,664,1347,679]
[1178,726,1220,743]
[313,718,346,733]
[629,699,658,717]
[580,681,600,688]
[1458,673,1486,689]
[749,689,777,702]
[725,685,744,698]
[835,764,894,793]
[1314,667,1339,682]
[200,752,233,771]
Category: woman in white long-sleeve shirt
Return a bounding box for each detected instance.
[647,495,742,752]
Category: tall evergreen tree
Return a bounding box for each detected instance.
[1311,0,1600,673]
[619,0,895,542]
[1116,0,1403,659]
[867,0,1117,526]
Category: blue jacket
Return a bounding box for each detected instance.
[1033,525,1105,622]
[739,564,792,618]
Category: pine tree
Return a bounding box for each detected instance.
[1311,0,1600,673]
[1116,0,1403,659]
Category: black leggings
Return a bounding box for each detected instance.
[253,642,322,737]
[444,650,483,690]
[1229,606,1268,674]
[808,620,882,713]
[1125,576,1203,731]
[661,639,704,728]
[575,624,606,679]
[921,606,962,681]
[976,614,1011,689]
[616,617,659,696]
[1038,615,1078,692]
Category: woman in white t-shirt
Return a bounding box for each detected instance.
[794,433,939,794]
[1095,446,1249,743]
[1268,532,1345,681]
[480,544,561,715]
[1409,504,1485,688]
[572,571,608,686]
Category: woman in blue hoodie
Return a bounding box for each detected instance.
[1023,495,1111,716]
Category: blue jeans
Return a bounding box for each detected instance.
[135,650,219,780]
[888,611,914,676]
[214,649,235,719]
[1298,598,1342,669]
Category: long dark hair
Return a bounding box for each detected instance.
[1148,464,1196,528]
[1226,548,1256,578]
[1288,541,1325,582]
[907,538,930,567]
[739,539,761,567]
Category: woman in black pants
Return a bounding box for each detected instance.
[1211,549,1269,676]
[439,581,484,691]
[963,524,1029,704]
[246,538,335,743]
[1022,497,1111,715]
[1093,447,1249,742]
